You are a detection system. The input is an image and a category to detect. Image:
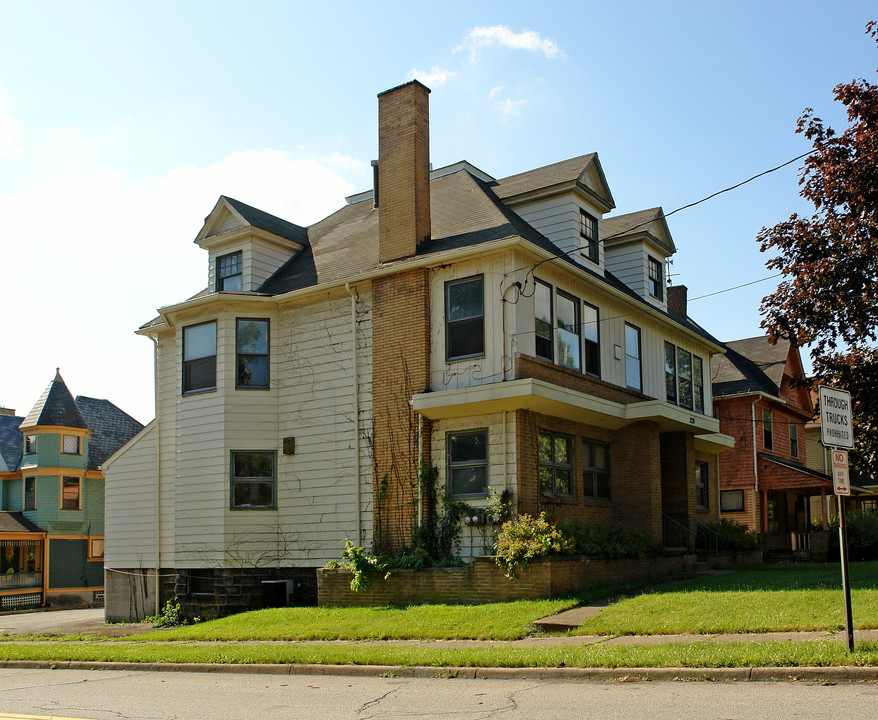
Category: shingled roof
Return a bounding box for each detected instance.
[0,414,23,473]
[75,396,145,470]
[0,512,43,533]
[222,196,309,247]
[21,371,87,430]
[711,335,792,398]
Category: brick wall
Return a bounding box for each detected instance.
[377,81,431,263]
[515,355,648,405]
[372,270,431,553]
[317,554,688,607]
[612,421,663,542]
[660,431,695,520]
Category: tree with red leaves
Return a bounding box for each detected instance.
[759,22,878,483]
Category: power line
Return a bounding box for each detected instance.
[689,273,784,301]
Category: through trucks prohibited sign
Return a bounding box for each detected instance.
[819,385,854,449]
[832,449,851,496]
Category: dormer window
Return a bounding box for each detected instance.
[580,210,599,263]
[217,251,243,291]
[648,256,663,300]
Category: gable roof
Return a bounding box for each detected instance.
[195,195,309,249]
[711,335,792,398]
[74,396,145,470]
[0,414,23,473]
[603,207,677,255]
[492,154,616,212]
[20,371,87,430]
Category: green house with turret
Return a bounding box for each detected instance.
[0,371,143,608]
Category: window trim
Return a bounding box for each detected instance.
[720,489,745,513]
[582,438,612,502]
[447,429,489,499]
[445,275,485,362]
[534,279,553,362]
[217,250,243,291]
[236,318,270,390]
[182,320,218,395]
[695,460,709,510]
[230,450,277,511]
[648,256,663,300]
[538,430,574,499]
[87,537,105,562]
[625,323,642,392]
[583,302,600,378]
[62,434,81,455]
[556,290,581,371]
[23,476,36,511]
[579,209,599,263]
[61,476,81,511]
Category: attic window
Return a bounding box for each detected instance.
[580,210,599,263]
[648,256,663,300]
[217,251,243,291]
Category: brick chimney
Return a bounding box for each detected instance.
[377,80,431,263]
[667,284,688,317]
[0,408,15,417]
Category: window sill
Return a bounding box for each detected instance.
[445,354,485,364]
[183,387,217,397]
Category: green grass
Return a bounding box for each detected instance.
[0,637,875,669]
[139,598,579,642]
[576,562,878,636]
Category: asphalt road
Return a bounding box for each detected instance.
[1,668,878,720]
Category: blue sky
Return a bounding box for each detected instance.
[1,1,875,423]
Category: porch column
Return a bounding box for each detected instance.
[762,490,769,534]
[820,489,828,529]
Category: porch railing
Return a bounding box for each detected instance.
[0,572,42,591]
[690,515,719,558]
[662,513,695,554]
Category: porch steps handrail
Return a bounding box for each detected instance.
[689,515,719,558]
[662,513,695,554]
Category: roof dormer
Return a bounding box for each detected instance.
[194,196,308,293]
[602,207,676,309]
[492,154,615,272]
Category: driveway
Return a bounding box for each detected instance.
[0,607,154,637]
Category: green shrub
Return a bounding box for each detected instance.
[557,520,659,558]
[494,513,574,580]
[697,519,760,552]
[828,511,878,561]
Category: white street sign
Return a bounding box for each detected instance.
[819,386,854,449]
[832,449,851,496]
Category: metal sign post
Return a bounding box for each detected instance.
[833,448,854,652]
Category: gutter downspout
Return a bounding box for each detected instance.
[150,333,161,617]
[751,398,762,533]
[345,284,362,545]
[417,414,424,528]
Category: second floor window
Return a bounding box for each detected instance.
[24,477,35,511]
[534,280,553,362]
[677,349,693,409]
[625,324,642,392]
[580,210,599,263]
[648,256,663,300]
[556,292,580,371]
[62,476,81,510]
[693,356,704,413]
[763,409,773,450]
[790,420,799,458]
[236,319,269,389]
[583,303,600,377]
[446,276,484,361]
[665,342,705,414]
[183,321,217,394]
[217,251,242,291]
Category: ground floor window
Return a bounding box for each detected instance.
[230,451,276,510]
[88,537,105,560]
[695,461,709,509]
[582,439,611,501]
[447,430,488,498]
[720,489,745,513]
[539,431,573,498]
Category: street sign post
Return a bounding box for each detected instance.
[820,387,856,652]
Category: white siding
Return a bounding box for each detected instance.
[248,240,297,290]
[431,412,517,561]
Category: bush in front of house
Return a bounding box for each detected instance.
[827,511,878,561]
[494,513,575,579]
[556,519,660,559]
[697,519,761,553]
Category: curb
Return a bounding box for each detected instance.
[1,660,876,683]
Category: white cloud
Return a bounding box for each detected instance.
[488,86,505,100]
[407,66,456,87]
[0,149,357,423]
[499,98,528,117]
[456,25,561,60]
[326,152,369,175]
[0,104,24,161]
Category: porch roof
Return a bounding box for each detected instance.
[756,453,833,492]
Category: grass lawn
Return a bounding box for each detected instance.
[575,561,878,636]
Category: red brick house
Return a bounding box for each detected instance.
[712,336,832,552]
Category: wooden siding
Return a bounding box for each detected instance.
[511,196,605,271]
[431,412,517,560]
[248,240,295,290]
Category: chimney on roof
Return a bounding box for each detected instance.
[667,284,688,317]
[377,80,431,263]
[0,408,15,417]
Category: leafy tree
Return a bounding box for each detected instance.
[758,22,878,481]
